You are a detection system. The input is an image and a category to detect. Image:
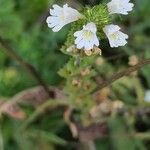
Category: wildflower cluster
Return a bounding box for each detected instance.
[46,0,134,54]
[46,0,134,124]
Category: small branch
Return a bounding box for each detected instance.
[95,59,150,92]
[134,132,150,140]
[0,36,51,97]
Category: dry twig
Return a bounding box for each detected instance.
[95,59,150,93]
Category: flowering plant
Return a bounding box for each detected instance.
[47,0,134,52]
[46,0,134,125]
[1,0,150,149]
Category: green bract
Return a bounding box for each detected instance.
[62,4,111,54]
[83,4,111,37]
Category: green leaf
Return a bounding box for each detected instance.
[27,130,67,146]
[109,115,145,150]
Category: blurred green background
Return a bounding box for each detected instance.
[0,0,150,150]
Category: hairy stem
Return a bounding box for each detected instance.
[95,59,150,93]
[0,36,51,97]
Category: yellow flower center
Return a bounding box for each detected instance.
[110,33,118,40]
[60,15,65,21]
[84,31,93,40]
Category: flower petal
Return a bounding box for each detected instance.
[46,4,83,32]
[74,22,100,51]
[103,24,128,48]
[107,0,134,15]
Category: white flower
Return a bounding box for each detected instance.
[103,24,128,48]
[74,22,99,51]
[46,4,83,32]
[144,90,150,103]
[107,0,134,15]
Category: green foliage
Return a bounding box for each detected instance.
[83,4,111,37]
[0,67,36,96]
[0,0,68,96]
[0,0,23,40]
[109,115,146,150]
[0,0,150,150]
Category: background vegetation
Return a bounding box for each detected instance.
[0,0,150,150]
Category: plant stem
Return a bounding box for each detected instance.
[80,141,96,150]
[134,132,150,140]
[95,58,150,93]
[0,124,4,150]
[0,36,51,97]
[87,141,96,150]
[19,99,68,130]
